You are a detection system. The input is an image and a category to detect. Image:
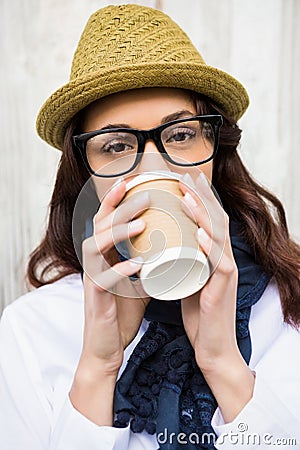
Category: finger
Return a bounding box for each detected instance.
[180,172,225,219]
[82,217,145,264]
[179,173,215,230]
[95,190,150,234]
[179,172,199,201]
[181,186,228,247]
[197,227,237,281]
[97,179,127,220]
[85,258,144,293]
[82,232,144,293]
[196,226,222,271]
[195,172,218,202]
[95,218,146,254]
[180,184,230,276]
[181,192,213,236]
[179,172,215,203]
[180,193,228,274]
[196,227,213,256]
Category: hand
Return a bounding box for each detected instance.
[80,180,151,377]
[70,180,152,425]
[179,172,239,371]
[179,173,255,422]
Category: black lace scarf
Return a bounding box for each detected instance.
[112,221,271,449]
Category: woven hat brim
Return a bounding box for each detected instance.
[36,62,249,150]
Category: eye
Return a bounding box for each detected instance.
[164,126,196,145]
[87,132,137,155]
[102,140,133,154]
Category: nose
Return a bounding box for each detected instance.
[136,139,170,173]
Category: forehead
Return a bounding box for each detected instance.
[81,88,196,131]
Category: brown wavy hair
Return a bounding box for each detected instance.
[27,92,300,328]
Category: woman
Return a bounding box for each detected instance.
[0,4,299,450]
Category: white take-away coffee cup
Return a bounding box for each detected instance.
[118,171,210,300]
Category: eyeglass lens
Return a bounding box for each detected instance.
[86,119,215,176]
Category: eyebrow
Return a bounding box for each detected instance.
[161,110,195,124]
[99,110,195,131]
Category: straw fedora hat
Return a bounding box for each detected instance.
[36,4,249,150]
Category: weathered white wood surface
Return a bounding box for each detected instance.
[1,0,299,312]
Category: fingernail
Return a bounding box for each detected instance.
[181,173,195,188]
[129,219,145,231]
[184,191,197,207]
[197,227,209,243]
[134,191,150,204]
[112,177,125,190]
[197,172,209,186]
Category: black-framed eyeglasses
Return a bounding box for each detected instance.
[73,114,223,178]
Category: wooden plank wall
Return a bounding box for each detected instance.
[1,0,299,312]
